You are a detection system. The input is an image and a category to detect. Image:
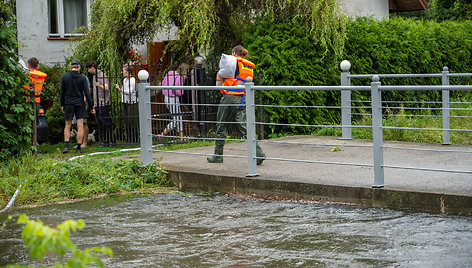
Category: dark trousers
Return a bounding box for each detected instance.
[214,94,264,156]
[122,103,139,143]
[94,105,113,144]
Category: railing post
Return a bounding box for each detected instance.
[371,75,384,188]
[340,60,352,139]
[245,77,258,177]
[442,66,451,145]
[138,70,153,166]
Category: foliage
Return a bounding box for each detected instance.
[344,17,472,106]
[0,153,171,207]
[242,16,472,135]
[427,0,472,21]
[393,0,472,21]
[243,17,341,134]
[40,64,68,144]
[5,214,112,268]
[0,2,32,161]
[72,0,345,72]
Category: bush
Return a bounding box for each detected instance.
[242,16,472,135]
[0,2,32,161]
[243,17,341,135]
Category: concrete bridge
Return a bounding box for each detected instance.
[120,135,472,215]
[129,65,472,214]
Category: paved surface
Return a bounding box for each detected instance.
[122,136,472,197]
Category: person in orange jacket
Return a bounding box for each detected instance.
[23,57,47,107]
[207,45,266,164]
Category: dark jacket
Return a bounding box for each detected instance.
[60,70,93,107]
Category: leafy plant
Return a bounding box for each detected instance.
[72,0,346,73]
[242,16,472,136]
[0,2,32,161]
[6,214,112,268]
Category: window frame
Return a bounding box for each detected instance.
[48,0,91,39]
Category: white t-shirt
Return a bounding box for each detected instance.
[121,77,137,104]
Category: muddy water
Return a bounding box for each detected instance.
[1,193,471,267]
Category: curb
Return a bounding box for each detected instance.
[166,169,472,215]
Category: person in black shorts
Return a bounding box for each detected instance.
[60,59,95,153]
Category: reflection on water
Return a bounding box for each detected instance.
[1,193,471,267]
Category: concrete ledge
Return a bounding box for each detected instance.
[167,169,472,215]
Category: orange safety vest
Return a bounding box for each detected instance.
[221,58,255,96]
[24,69,47,103]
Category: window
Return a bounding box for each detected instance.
[48,0,89,38]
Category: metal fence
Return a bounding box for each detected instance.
[92,64,219,146]
[137,63,472,188]
[340,61,472,144]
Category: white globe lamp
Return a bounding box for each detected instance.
[138,70,149,82]
[340,60,351,72]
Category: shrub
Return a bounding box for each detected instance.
[242,16,472,135]
[0,2,32,161]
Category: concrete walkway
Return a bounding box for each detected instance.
[120,136,472,213]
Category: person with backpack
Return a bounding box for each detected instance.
[159,62,187,142]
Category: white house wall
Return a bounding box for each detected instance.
[16,0,73,66]
[339,0,389,20]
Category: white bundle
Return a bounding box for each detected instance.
[218,54,237,79]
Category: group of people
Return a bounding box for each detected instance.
[60,60,137,153]
[54,44,266,163]
[59,59,188,153]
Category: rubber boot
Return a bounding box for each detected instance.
[256,143,266,165]
[207,145,223,163]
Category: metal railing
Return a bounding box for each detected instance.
[340,61,472,144]
[138,66,472,188]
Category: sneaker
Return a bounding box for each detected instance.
[76,147,82,154]
[62,147,69,154]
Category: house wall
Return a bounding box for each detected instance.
[16,0,178,66]
[339,0,389,20]
[16,0,72,66]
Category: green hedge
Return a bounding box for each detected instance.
[243,17,472,135]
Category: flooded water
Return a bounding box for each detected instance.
[1,193,471,267]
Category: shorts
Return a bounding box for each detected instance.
[64,104,87,121]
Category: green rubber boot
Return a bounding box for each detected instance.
[207,145,223,163]
[256,143,266,165]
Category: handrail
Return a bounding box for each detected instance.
[137,64,472,188]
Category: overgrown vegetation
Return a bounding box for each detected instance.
[0,2,31,161]
[394,0,472,21]
[243,16,472,136]
[72,0,345,71]
[0,153,172,208]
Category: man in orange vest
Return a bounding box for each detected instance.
[24,57,47,107]
[207,45,266,164]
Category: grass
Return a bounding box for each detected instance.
[0,154,171,208]
[0,139,219,208]
[315,105,472,145]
